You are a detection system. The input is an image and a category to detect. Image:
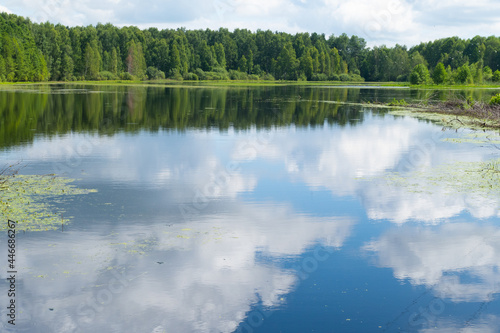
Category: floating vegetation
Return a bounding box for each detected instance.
[389,100,500,130]
[0,174,97,232]
[442,132,500,145]
[388,109,495,130]
[382,159,500,198]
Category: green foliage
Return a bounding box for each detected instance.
[388,98,408,106]
[119,71,135,80]
[409,64,431,84]
[168,68,183,80]
[432,62,447,84]
[339,74,350,81]
[463,96,475,109]
[455,64,473,84]
[1,12,500,83]
[99,70,117,80]
[493,70,500,82]
[490,93,500,105]
[261,73,275,81]
[146,66,165,80]
[483,66,493,81]
[183,72,198,80]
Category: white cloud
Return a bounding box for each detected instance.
[0,5,12,13]
[365,223,500,302]
[0,203,354,332]
[3,0,500,46]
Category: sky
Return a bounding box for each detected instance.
[1,0,500,47]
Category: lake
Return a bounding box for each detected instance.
[1,84,500,332]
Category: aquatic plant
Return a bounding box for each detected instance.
[0,168,97,231]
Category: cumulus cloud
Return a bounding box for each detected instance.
[0,202,354,332]
[365,223,500,302]
[3,0,500,46]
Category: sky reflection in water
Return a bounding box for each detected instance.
[1,85,500,332]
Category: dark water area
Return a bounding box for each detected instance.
[1,84,500,332]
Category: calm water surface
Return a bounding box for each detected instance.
[1,84,500,332]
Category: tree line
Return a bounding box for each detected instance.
[1,12,500,84]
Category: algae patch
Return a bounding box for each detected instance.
[389,109,500,130]
[0,174,97,231]
[442,132,500,145]
[381,159,500,198]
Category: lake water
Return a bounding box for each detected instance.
[1,84,500,332]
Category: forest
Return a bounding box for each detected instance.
[1,12,500,84]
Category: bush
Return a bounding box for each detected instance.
[388,98,408,106]
[119,72,135,80]
[183,73,198,81]
[261,73,275,81]
[311,73,328,81]
[396,74,408,82]
[229,70,248,80]
[329,74,340,81]
[248,74,259,80]
[168,69,183,81]
[490,93,500,105]
[493,70,500,83]
[146,66,165,80]
[99,71,117,80]
[195,68,206,80]
[348,74,365,82]
[339,74,350,81]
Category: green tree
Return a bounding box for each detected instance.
[483,66,493,81]
[110,47,118,74]
[214,42,226,69]
[409,64,431,85]
[126,40,146,78]
[84,43,100,80]
[238,55,247,73]
[299,53,313,80]
[492,70,500,82]
[455,64,473,84]
[432,62,447,84]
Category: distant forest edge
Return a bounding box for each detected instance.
[1,12,500,84]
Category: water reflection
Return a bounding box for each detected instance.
[3,84,498,150]
[1,202,354,332]
[2,85,500,332]
[365,223,500,303]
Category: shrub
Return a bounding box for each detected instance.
[261,73,275,81]
[146,66,165,80]
[493,70,500,83]
[248,74,259,80]
[119,72,135,80]
[329,74,340,81]
[388,98,408,106]
[311,73,328,81]
[396,74,408,82]
[490,93,500,105]
[348,74,365,82]
[168,69,183,81]
[99,71,117,80]
[195,68,206,80]
[339,74,350,81]
[229,70,248,80]
[183,73,198,81]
